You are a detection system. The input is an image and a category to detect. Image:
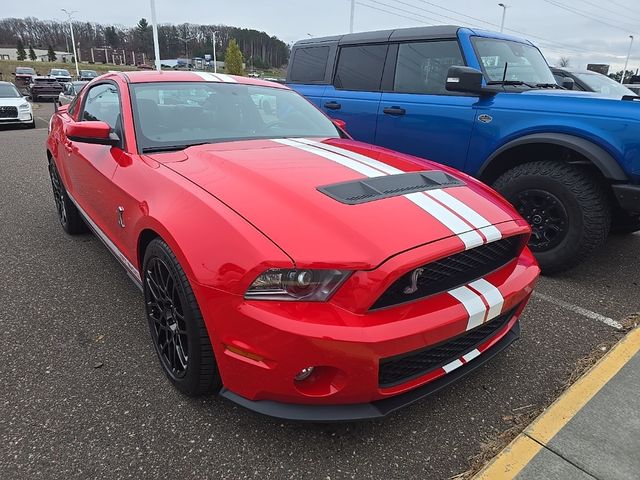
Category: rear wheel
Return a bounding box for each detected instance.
[143,238,221,396]
[48,160,87,234]
[493,161,611,273]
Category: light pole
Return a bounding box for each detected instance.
[178,36,193,63]
[149,0,162,71]
[349,0,355,33]
[61,9,80,77]
[498,3,510,33]
[211,31,219,73]
[621,35,634,84]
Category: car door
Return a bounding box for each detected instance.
[374,40,477,171]
[65,81,124,240]
[320,43,387,143]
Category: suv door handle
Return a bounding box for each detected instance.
[383,106,406,116]
[324,101,342,110]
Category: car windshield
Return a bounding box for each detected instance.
[473,37,556,85]
[71,81,88,93]
[130,81,340,152]
[51,69,70,76]
[0,83,22,98]
[81,70,97,76]
[16,67,36,75]
[573,71,636,97]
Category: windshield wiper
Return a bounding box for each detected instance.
[142,142,208,153]
[486,63,536,88]
[535,83,563,89]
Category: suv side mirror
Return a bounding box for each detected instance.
[446,66,496,96]
[561,77,575,90]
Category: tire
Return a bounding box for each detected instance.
[142,238,221,396]
[26,120,36,129]
[48,160,87,234]
[31,94,37,102]
[611,208,640,234]
[493,161,611,274]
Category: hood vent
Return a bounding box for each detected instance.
[317,171,464,205]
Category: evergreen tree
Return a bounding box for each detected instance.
[28,45,37,61]
[224,39,244,76]
[135,18,152,55]
[16,39,27,61]
[47,45,57,62]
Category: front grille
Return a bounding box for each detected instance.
[378,308,514,388]
[0,106,18,119]
[371,235,522,310]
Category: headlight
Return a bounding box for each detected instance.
[245,268,351,301]
[19,103,30,111]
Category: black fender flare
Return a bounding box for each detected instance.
[479,133,628,182]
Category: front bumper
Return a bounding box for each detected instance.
[612,183,640,214]
[0,112,33,125]
[220,321,520,421]
[192,229,539,420]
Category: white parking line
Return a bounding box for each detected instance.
[532,291,623,330]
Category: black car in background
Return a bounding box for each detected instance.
[78,69,98,81]
[28,77,64,102]
[551,67,637,98]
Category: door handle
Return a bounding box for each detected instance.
[383,106,406,116]
[324,101,342,110]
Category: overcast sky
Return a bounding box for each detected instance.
[3,0,640,72]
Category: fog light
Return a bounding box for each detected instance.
[294,366,315,381]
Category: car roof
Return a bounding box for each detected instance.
[113,70,289,89]
[295,25,461,46]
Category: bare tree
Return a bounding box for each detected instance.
[558,57,571,68]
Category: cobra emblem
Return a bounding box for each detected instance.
[403,268,425,294]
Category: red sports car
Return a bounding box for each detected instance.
[46,71,539,421]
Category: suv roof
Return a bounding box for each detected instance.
[295,25,461,46]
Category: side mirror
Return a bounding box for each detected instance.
[561,77,575,90]
[332,118,347,130]
[66,121,121,147]
[446,66,496,96]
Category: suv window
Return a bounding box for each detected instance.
[81,83,121,133]
[334,44,387,91]
[290,46,329,83]
[394,41,464,95]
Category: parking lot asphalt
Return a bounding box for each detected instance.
[1,120,638,480]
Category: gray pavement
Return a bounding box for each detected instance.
[1,125,639,479]
[518,351,640,480]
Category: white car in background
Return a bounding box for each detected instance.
[0,81,34,129]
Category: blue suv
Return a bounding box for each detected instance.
[287,26,640,273]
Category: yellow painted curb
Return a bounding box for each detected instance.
[474,327,640,480]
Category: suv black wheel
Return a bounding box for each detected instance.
[493,161,611,273]
[143,238,221,396]
[611,208,640,234]
[48,160,87,234]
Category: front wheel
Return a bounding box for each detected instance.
[48,160,87,234]
[493,161,611,274]
[143,238,221,396]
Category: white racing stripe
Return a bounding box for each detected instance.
[462,348,481,363]
[469,278,505,322]
[192,71,220,82]
[294,138,501,248]
[448,286,487,330]
[426,189,502,242]
[215,73,237,83]
[273,139,386,177]
[443,358,464,373]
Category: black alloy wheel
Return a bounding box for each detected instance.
[514,189,568,252]
[48,161,86,234]
[145,257,190,378]
[142,238,221,396]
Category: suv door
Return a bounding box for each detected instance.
[374,40,477,171]
[321,44,387,143]
[66,82,124,239]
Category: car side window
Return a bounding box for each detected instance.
[334,44,387,91]
[290,46,329,83]
[393,41,464,95]
[81,83,122,134]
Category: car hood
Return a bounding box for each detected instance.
[0,97,30,107]
[150,138,520,267]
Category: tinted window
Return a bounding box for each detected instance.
[81,83,121,132]
[394,41,464,95]
[334,44,387,91]
[290,46,329,83]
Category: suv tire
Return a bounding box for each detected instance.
[493,161,611,273]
